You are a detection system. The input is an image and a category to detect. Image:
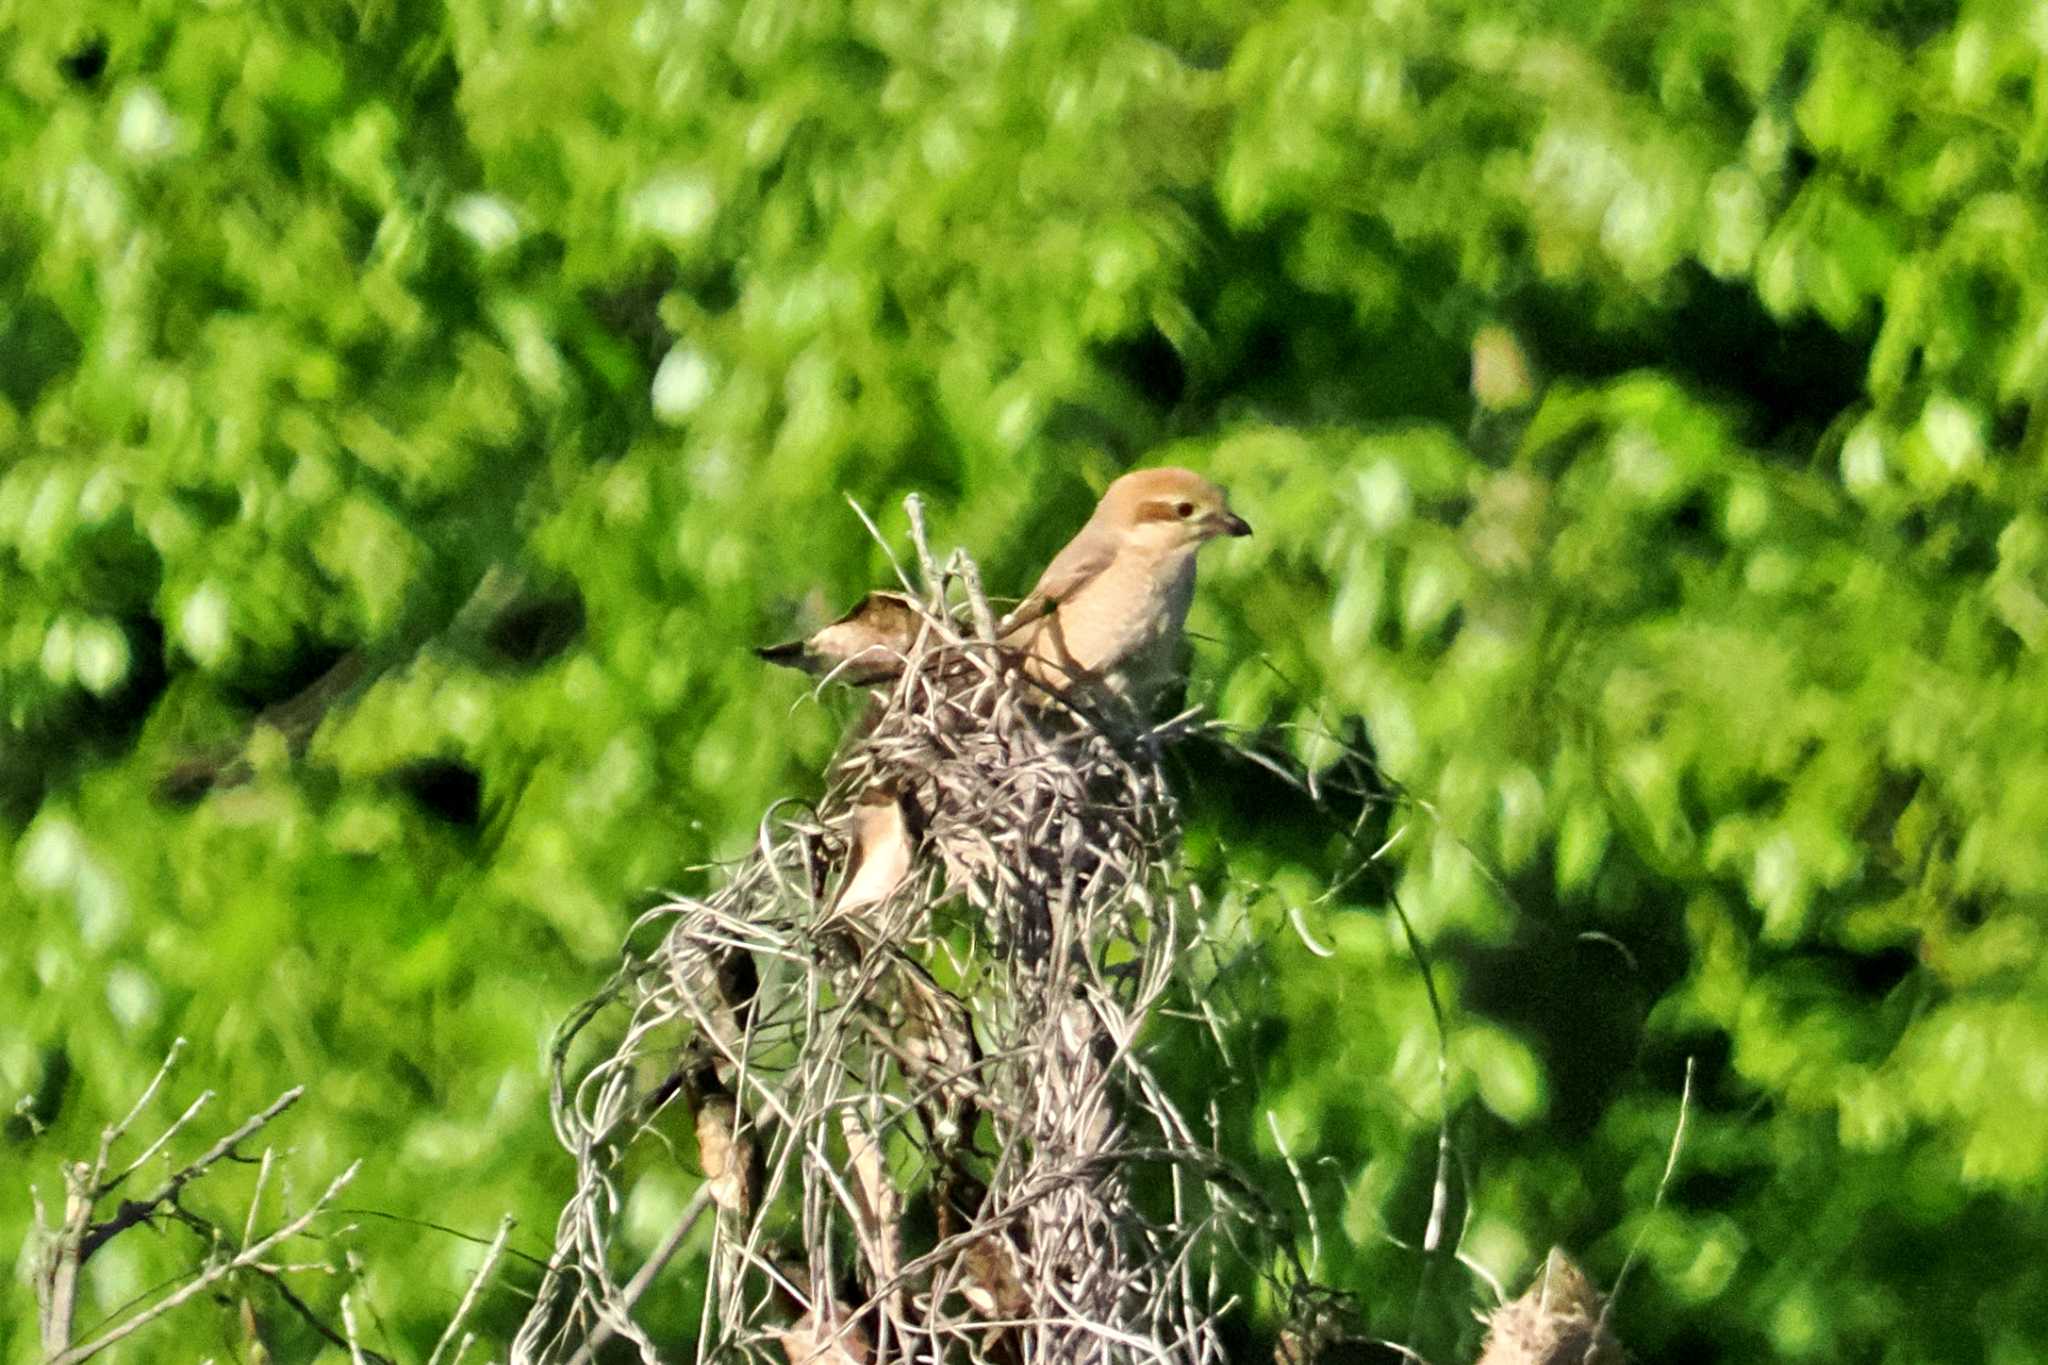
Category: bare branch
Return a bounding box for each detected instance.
[79,1085,306,1263]
[51,1161,360,1365]
[241,1146,275,1249]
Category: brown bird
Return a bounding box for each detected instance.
[756,591,924,685]
[1000,467,1250,707]
[813,783,924,949]
[685,1056,761,1221]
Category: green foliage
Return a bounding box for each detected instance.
[6,0,2048,1360]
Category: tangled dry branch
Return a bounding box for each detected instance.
[513,501,1274,1364]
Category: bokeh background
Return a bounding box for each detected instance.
[8,0,2048,1359]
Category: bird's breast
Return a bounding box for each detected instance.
[1032,550,1196,683]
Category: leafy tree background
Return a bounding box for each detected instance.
[7,0,2047,1359]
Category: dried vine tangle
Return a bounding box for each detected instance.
[515,498,1266,1365]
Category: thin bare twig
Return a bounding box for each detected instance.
[91,1038,190,1192]
[1600,1055,1695,1330]
[429,1213,517,1365]
[1266,1111,1323,1277]
[341,1288,369,1365]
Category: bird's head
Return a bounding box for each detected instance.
[1096,467,1252,553]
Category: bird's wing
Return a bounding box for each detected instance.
[832,787,917,917]
[1000,524,1116,635]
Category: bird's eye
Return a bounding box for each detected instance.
[1175,501,1196,518]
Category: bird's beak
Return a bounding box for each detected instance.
[1216,511,1252,538]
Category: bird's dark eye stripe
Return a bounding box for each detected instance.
[1135,500,1188,523]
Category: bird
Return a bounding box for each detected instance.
[999,466,1250,708]
[815,783,924,944]
[756,591,925,685]
[689,1062,759,1220]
